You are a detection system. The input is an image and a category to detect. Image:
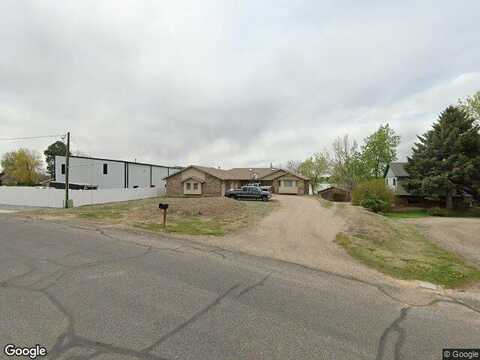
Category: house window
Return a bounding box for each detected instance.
[193,183,198,190]
[61,164,66,175]
[186,182,191,190]
[103,163,108,175]
[283,180,296,187]
[393,178,396,186]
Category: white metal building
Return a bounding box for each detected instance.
[55,155,182,189]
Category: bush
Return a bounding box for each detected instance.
[360,198,390,213]
[352,179,395,213]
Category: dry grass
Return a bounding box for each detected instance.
[23,196,278,236]
[336,205,480,288]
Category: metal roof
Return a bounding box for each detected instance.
[61,155,182,170]
[386,162,410,177]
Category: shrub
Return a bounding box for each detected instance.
[352,179,395,213]
[360,198,390,213]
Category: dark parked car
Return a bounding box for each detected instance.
[245,183,272,193]
[225,186,272,201]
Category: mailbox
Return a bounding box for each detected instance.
[159,203,169,210]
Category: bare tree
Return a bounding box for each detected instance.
[329,135,363,192]
[286,160,301,173]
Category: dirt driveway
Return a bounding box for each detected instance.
[406,217,480,266]
[201,195,391,282]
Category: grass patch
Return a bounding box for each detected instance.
[384,209,430,219]
[427,207,480,218]
[337,207,480,288]
[25,196,278,237]
[134,217,225,236]
[384,207,480,219]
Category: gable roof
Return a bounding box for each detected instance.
[318,186,349,193]
[266,169,309,181]
[385,162,410,178]
[193,166,229,180]
[225,168,277,180]
[181,176,206,183]
[164,166,310,181]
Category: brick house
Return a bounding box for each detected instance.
[164,166,310,197]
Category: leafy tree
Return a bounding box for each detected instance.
[406,106,480,209]
[44,141,67,178]
[1,148,43,186]
[298,152,329,192]
[458,91,480,122]
[361,124,400,178]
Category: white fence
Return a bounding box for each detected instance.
[0,186,165,208]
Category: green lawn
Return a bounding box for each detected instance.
[337,208,480,288]
[384,207,480,219]
[383,209,430,219]
[134,217,226,236]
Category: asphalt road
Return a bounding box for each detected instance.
[0,216,479,360]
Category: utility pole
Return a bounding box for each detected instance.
[65,131,70,208]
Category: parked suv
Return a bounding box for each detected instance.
[225,186,272,201]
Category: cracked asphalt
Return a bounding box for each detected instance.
[0,216,479,360]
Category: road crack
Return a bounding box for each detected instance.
[141,283,241,354]
[376,307,409,360]
[237,273,271,298]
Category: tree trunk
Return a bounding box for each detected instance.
[446,189,455,209]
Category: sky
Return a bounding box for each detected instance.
[1,0,479,169]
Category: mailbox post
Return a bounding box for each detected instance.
[159,203,169,228]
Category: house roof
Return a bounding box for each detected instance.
[266,168,310,181]
[193,166,229,180]
[318,186,349,194]
[385,162,410,178]
[225,168,278,180]
[164,166,310,181]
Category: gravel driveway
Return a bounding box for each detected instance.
[406,217,480,266]
[201,195,394,283]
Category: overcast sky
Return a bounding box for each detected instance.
[1,0,479,169]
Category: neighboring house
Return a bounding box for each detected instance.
[318,186,351,202]
[384,162,419,205]
[54,155,182,190]
[385,161,476,208]
[165,166,310,197]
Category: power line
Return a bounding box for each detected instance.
[0,134,65,141]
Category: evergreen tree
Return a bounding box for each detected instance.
[44,141,67,178]
[406,106,480,208]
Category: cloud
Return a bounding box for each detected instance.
[0,0,479,169]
